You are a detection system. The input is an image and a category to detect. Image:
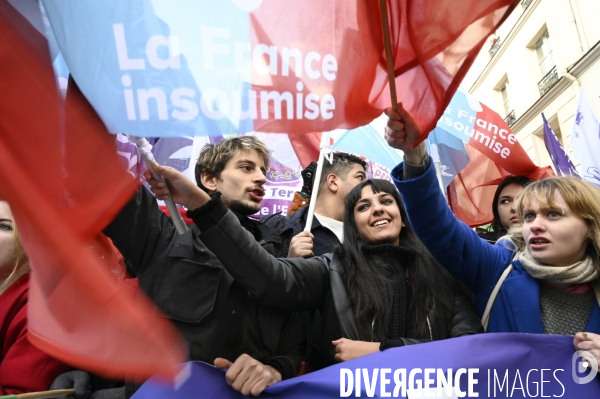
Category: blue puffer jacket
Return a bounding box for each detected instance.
[391,160,600,334]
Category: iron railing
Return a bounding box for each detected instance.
[504,110,516,127]
[521,0,534,10]
[489,37,502,58]
[538,66,559,96]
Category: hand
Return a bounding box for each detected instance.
[384,103,427,165]
[288,231,314,258]
[332,338,380,362]
[574,332,600,373]
[50,370,91,399]
[214,354,281,396]
[144,162,210,210]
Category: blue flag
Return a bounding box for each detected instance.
[426,127,470,188]
[332,125,402,171]
[132,334,600,398]
[542,113,579,177]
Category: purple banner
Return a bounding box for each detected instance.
[133,333,600,398]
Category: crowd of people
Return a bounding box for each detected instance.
[2,104,600,397]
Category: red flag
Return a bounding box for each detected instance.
[379,0,520,137]
[245,0,519,135]
[259,0,520,181]
[287,133,322,169]
[445,101,554,226]
[448,150,553,227]
[0,1,185,380]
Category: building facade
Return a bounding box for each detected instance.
[462,0,600,171]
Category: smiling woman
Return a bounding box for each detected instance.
[335,179,480,346]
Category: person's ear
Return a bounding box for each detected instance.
[327,174,339,194]
[200,170,218,194]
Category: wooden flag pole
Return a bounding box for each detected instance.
[378,0,398,112]
[0,388,75,399]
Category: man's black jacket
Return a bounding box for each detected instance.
[104,188,305,379]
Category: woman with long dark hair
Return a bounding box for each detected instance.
[478,175,533,243]
[339,179,461,343]
[147,167,482,369]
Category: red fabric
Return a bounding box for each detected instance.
[287,133,322,169]
[566,283,592,295]
[89,234,128,279]
[448,146,553,227]
[248,0,517,137]
[158,205,195,225]
[0,274,70,395]
[0,1,185,380]
[445,101,554,226]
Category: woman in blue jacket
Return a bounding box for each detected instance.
[384,104,600,369]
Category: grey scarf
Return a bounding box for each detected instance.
[519,250,600,307]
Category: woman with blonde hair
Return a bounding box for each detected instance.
[384,104,600,371]
[0,201,69,394]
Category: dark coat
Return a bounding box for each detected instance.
[260,205,341,257]
[104,188,305,379]
[191,198,484,369]
[0,274,70,394]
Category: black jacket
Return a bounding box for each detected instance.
[103,188,305,380]
[190,197,484,369]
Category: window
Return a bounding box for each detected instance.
[500,82,512,117]
[499,81,516,127]
[535,32,555,77]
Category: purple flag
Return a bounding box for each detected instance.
[133,333,600,398]
[542,113,580,177]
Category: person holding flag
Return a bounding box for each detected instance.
[385,103,600,368]
[103,136,305,396]
[260,152,367,371]
[262,152,368,259]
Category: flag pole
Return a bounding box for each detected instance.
[128,136,188,234]
[379,0,398,112]
[0,389,75,399]
[303,132,331,232]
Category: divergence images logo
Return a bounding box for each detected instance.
[572,350,598,385]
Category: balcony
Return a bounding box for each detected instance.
[521,0,533,10]
[538,66,559,96]
[489,37,501,58]
[504,110,516,127]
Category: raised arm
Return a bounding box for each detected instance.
[384,105,512,297]
[147,165,330,311]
